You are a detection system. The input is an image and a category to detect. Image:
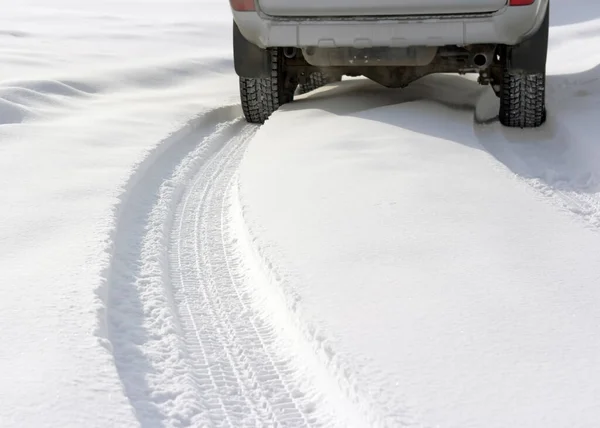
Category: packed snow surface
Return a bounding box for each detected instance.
[1,0,599,427]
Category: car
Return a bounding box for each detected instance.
[230,0,550,128]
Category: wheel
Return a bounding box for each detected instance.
[498,4,549,129]
[296,71,342,95]
[240,48,297,124]
[499,70,546,128]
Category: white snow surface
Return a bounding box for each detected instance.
[1,1,600,427]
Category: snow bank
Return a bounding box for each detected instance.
[237,3,600,426]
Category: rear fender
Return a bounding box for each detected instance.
[233,21,271,78]
[504,2,549,73]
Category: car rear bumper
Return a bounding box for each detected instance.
[233,1,549,49]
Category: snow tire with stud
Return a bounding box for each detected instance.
[499,70,546,128]
[497,2,549,129]
[240,48,296,124]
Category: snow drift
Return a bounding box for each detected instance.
[1,0,599,427]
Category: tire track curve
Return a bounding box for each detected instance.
[474,116,600,233]
[168,117,372,428]
[230,181,417,428]
[101,105,253,427]
[100,104,361,428]
[170,130,321,428]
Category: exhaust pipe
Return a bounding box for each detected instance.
[471,52,490,69]
[471,52,493,70]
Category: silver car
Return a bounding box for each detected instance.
[231,0,550,128]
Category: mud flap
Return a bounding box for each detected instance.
[504,3,549,74]
[233,21,271,78]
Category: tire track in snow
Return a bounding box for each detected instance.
[170,131,321,428]
[472,73,600,232]
[168,118,371,428]
[101,105,250,427]
[229,182,394,428]
[473,116,600,232]
[514,173,600,230]
[101,104,362,428]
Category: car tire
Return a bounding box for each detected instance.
[498,3,549,129]
[296,71,341,95]
[499,70,546,128]
[240,48,296,124]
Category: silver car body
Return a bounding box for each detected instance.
[233,0,549,49]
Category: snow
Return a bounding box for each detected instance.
[0,1,238,427]
[1,0,600,427]
[238,80,600,427]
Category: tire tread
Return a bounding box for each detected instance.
[499,70,546,128]
[240,49,294,124]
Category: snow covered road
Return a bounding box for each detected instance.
[1,0,600,427]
